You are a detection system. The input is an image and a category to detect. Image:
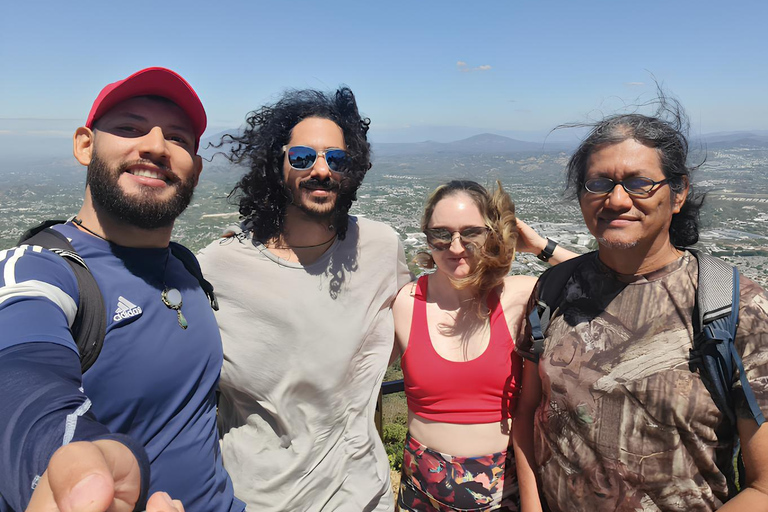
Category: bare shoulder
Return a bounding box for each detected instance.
[393,279,418,333]
[394,280,417,316]
[392,279,418,356]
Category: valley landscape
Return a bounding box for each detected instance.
[2,132,766,286]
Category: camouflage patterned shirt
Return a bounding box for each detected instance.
[518,251,768,511]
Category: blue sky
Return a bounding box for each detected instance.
[1,0,766,148]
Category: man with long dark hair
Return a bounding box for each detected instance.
[0,68,242,512]
[514,98,768,511]
[198,88,411,510]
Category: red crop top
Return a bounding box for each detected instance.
[401,275,523,424]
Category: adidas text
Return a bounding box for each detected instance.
[114,296,142,321]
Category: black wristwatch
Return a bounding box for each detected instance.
[537,238,558,262]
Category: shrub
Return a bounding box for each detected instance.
[383,423,408,471]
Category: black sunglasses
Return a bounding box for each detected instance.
[424,227,489,251]
[282,145,348,173]
[584,176,673,197]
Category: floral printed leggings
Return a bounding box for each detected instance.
[397,433,520,511]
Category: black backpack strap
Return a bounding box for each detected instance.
[18,219,71,243]
[527,252,594,360]
[169,242,219,311]
[18,222,107,373]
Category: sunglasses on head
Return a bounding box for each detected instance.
[424,226,489,251]
[282,145,348,173]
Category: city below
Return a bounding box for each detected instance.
[0,136,766,287]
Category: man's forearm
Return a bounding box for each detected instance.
[0,343,115,510]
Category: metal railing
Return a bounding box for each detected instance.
[382,379,404,395]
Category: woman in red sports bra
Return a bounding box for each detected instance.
[391,180,575,511]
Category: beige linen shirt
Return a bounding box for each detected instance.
[198,217,412,511]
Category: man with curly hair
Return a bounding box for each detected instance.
[198,88,412,511]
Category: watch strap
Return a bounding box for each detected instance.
[537,238,558,262]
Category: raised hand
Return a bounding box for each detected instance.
[515,218,547,255]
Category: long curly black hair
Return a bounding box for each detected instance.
[223,87,371,242]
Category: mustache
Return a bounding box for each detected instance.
[299,178,340,191]
[598,214,642,221]
[118,158,172,175]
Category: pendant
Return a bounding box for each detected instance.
[161,287,188,329]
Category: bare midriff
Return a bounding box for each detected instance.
[407,410,512,457]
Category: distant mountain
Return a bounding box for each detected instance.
[196,129,768,161]
[694,131,768,149]
[198,131,568,159]
[374,133,568,156]
[705,138,768,150]
[699,130,768,141]
[452,133,562,152]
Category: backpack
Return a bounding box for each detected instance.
[17,219,219,373]
[527,249,765,497]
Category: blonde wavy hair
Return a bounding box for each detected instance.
[416,180,518,315]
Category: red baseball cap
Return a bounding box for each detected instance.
[85,67,207,150]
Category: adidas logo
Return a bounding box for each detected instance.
[113,296,143,321]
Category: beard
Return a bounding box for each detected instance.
[597,237,639,250]
[291,176,343,219]
[87,153,196,229]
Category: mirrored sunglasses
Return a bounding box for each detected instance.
[424,227,489,251]
[283,145,348,173]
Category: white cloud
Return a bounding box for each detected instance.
[625,82,645,87]
[0,130,12,135]
[457,61,492,73]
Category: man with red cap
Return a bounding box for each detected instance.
[0,68,243,512]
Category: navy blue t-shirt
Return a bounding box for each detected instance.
[0,223,243,512]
